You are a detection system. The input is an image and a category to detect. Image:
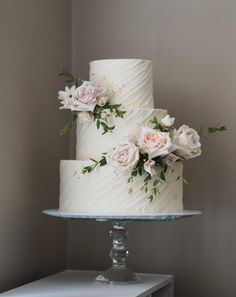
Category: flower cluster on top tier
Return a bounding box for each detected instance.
[82,111,203,202]
[57,68,126,135]
[59,82,107,112]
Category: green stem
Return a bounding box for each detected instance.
[59,112,78,135]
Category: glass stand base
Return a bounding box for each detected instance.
[95,221,139,284]
[95,267,139,284]
[43,209,202,284]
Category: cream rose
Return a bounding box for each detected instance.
[108,141,139,172]
[138,127,175,159]
[160,114,175,127]
[72,81,106,112]
[78,111,92,123]
[144,159,157,176]
[173,125,201,159]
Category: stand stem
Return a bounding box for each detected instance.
[95,221,138,283]
[110,222,129,269]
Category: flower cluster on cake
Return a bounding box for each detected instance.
[58,59,225,214]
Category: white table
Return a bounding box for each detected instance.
[2,270,174,297]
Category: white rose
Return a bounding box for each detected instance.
[163,153,179,167]
[138,127,175,159]
[72,81,106,112]
[160,114,175,127]
[173,125,201,159]
[78,111,92,123]
[108,141,139,172]
[97,96,109,106]
[144,159,157,176]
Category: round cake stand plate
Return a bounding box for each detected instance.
[43,209,201,222]
[43,209,201,284]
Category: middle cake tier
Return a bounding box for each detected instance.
[76,108,168,160]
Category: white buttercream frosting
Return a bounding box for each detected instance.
[59,161,183,214]
[89,59,154,109]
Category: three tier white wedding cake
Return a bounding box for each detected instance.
[58,59,193,214]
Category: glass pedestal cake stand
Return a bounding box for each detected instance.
[43,209,201,284]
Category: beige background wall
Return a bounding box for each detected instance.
[0,0,71,292]
[68,1,236,297]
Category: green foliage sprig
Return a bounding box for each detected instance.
[59,112,78,136]
[199,124,227,139]
[58,67,83,87]
[82,154,107,174]
[127,153,168,203]
[207,124,227,134]
[93,103,126,135]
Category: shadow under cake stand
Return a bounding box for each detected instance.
[43,209,201,284]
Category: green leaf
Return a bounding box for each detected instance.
[138,166,143,176]
[127,177,133,183]
[131,169,138,177]
[163,164,168,173]
[99,156,107,166]
[96,120,100,129]
[82,166,92,174]
[183,176,189,185]
[153,179,160,187]
[153,187,157,196]
[144,174,151,183]
[160,171,165,181]
[58,67,83,87]
[207,125,227,134]
[148,194,154,203]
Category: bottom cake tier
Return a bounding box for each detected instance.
[59,160,183,214]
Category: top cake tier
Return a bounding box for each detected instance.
[89,59,154,109]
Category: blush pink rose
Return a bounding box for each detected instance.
[72,81,106,112]
[108,141,139,172]
[138,127,175,159]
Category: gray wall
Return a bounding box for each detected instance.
[0,0,71,292]
[67,1,236,297]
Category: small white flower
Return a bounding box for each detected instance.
[160,114,175,127]
[144,159,157,176]
[78,111,93,123]
[100,110,113,125]
[97,96,109,106]
[58,86,76,109]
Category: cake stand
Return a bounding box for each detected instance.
[43,209,201,284]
